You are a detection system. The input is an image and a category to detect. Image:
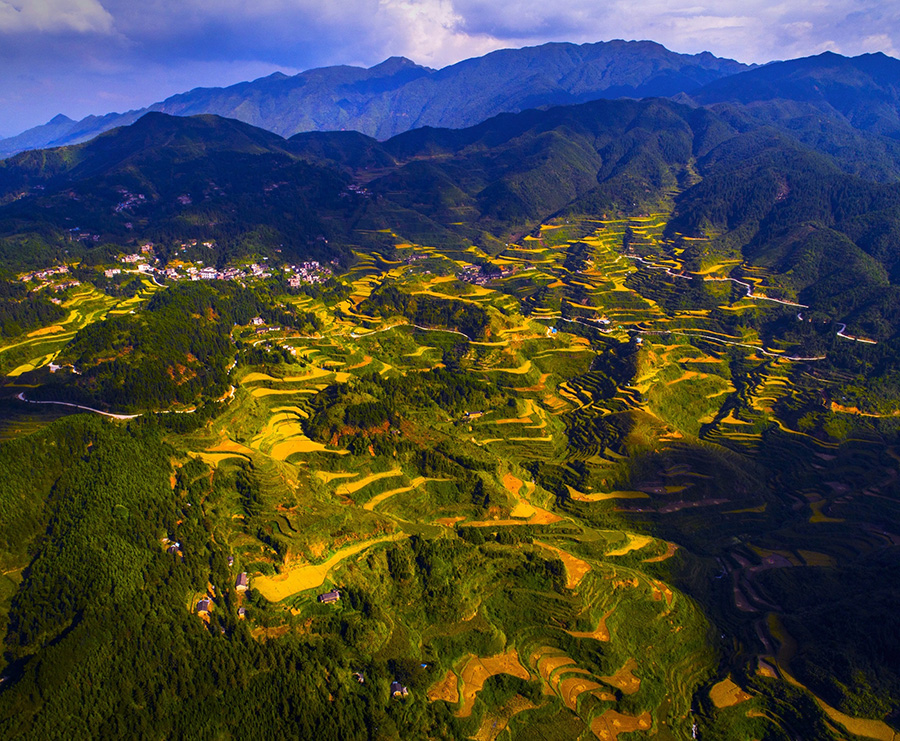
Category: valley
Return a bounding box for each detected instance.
[3,203,897,739]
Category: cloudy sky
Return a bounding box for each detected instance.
[1,0,898,136]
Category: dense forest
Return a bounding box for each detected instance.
[0,417,473,739]
[33,281,320,411]
[360,285,493,341]
[0,281,66,339]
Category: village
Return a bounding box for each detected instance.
[18,240,334,292]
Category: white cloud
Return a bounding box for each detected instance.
[0,0,114,34]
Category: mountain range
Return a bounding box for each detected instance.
[0,40,750,158]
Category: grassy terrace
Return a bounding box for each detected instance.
[4,212,899,739]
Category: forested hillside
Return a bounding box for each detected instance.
[1,72,900,740]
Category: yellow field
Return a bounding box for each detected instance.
[809,500,844,523]
[316,471,358,484]
[502,471,538,518]
[197,452,250,467]
[709,677,752,708]
[599,658,641,695]
[405,346,435,357]
[7,363,37,377]
[767,614,900,740]
[427,669,460,704]
[27,324,66,337]
[251,387,312,398]
[253,534,404,601]
[206,438,254,455]
[457,650,530,717]
[558,676,614,710]
[568,488,649,503]
[270,436,346,459]
[363,476,429,511]
[336,468,403,496]
[606,534,654,557]
[535,542,591,589]
[487,359,532,375]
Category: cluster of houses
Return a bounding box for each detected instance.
[20,235,335,296]
[114,191,147,213]
[348,671,409,699]
[457,263,517,286]
[66,227,102,243]
[286,261,331,287]
[343,184,371,198]
[191,559,250,621]
[193,574,411,699]
[19,264,82,293]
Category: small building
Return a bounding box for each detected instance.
[235,573,249,592]
[237,607,247,620]
[390,681,409,698]
[197,598,212,615]
[318,589,341,604]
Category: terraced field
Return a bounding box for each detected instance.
[7,211,899,739]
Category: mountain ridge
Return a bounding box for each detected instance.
[0,39,749,158]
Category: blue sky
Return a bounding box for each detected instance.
[1,0,898,137]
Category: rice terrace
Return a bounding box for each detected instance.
[3,90,900,740]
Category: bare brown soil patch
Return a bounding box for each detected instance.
[503,472,524,495]
[427,669,460,704]
[528,507,562,524]
[250,624,291,640]
[599,658,641,695]
[590,710,652,740]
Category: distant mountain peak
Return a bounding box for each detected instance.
[48,114,75,125]
[1,39,752,157]
[368,56,429,75]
